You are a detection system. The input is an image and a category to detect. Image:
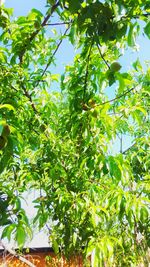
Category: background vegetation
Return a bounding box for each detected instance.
[0,0,150,266]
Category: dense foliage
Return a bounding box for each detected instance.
[0,0,150,266]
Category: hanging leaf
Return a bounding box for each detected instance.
[144,21,150,39]
[16,224,26,247]
[0,104,15,111]
[1,224,16,241]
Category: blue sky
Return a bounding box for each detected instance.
[5,0,149,96]
[5,3,149,103]
[2,0,150,247]
[5,0,76,79]
[5,0,46,15]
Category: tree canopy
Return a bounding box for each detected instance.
[0,0,150,266]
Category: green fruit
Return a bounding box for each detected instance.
[110,62,122,72]
[2,124,10,137]
[34,21,40,29]
[90,108,98,118]
[0,136,7,150]
[88,99,96,107]
[82,103,89,111]
[40,124,46,132]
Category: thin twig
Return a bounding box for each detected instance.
[18,27,69,114]
[96,87,136,107]
[121,12,150,20]
[96,42,110,69]
[45,22,71,26]
[122,142,136,154]
[35,27,70,87]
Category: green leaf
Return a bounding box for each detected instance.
[68,0,81,14]
[1,224,16,241]
[127,23,136,47]
[28,8,43,21]
[0,104,15,111]
[140,206,149,222]
[132,58,142,71]
[16,225,26,247]
[108,156,122,181]
[144,21,150,39]
[106,70,116,86]
[15,198,21,210]
[73,231,77,246]
[91,247,101,267]
[52,237,59,254]
[0,125,3,135]
[0,1,149,265]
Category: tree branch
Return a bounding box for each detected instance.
[97,87,136,107]
[20,27,70,97]
[122,142,136,154]
[17,2,68,113]
[96,41,110,69]
[45,21,71,26]
[0,240,36,267]
[10,84,39,114]
[35,27,70,88]
[21,84,38,114]
[121,12,150,20]
[19,1,60,63]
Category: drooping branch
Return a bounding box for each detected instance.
[0,240,36,267]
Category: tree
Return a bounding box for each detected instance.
[0,0,149,266]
